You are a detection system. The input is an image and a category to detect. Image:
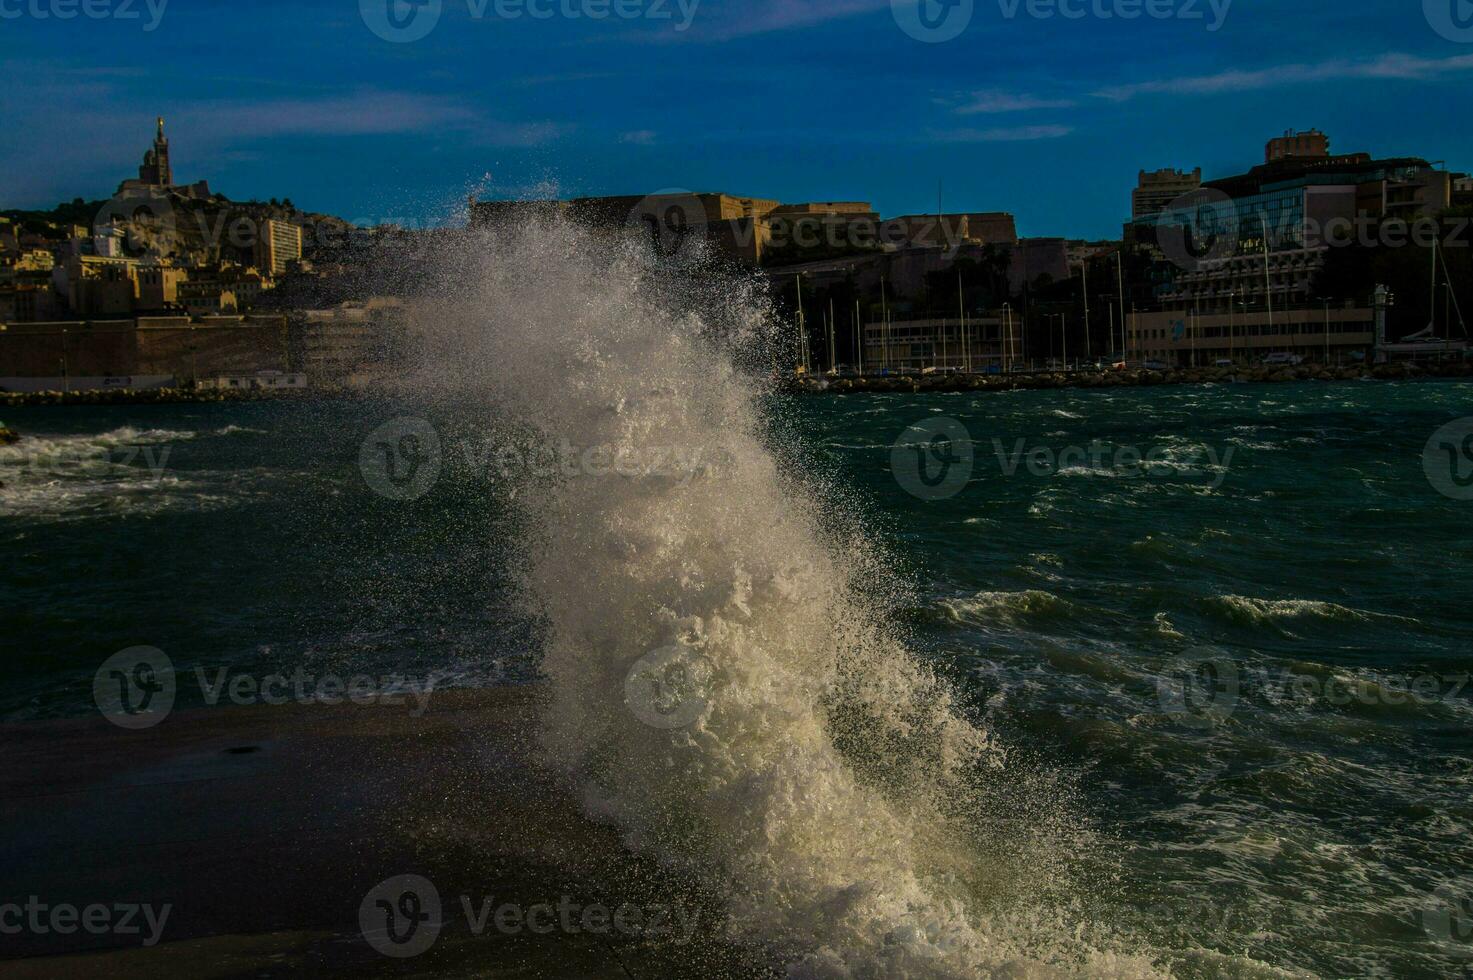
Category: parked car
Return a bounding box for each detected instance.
[1143,359,1171,371]
[1263,352,1304,366]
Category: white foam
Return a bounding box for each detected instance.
[403,217,1170,977]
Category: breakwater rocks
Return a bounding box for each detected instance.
[0,386,317,409]
[793,359,1473,395]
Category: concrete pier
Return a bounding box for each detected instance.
[0,689,761,978]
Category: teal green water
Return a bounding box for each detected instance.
[3,381,1471,977]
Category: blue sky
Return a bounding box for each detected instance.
[3,0,1471,238]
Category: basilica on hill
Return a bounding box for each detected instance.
[116,117,213,201]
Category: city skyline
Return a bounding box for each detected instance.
[4,0,1472,238]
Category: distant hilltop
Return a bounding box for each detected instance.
[116,117,213,202]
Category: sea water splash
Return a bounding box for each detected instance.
[404,216,1167,977]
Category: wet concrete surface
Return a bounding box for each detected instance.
[0,688,767,978]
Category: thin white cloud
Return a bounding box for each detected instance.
[1094,52,1473,102]
[619,130,658,145]
[200,92,480,137]
[932,124,1074,143]
[0,77,572,204]
[179,92,572,148]
[677,0,888,41]
[954,90,1077,115]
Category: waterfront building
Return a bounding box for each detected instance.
[470,193,1015,266]
[135,265,187,310]
[762,203,881,260]
[885,213,1018,248]
[254,220,304,277]
[57,256,140,317]
[294,298,408,382]
[1132,168,1202,219]
[5,250,57,275]
[1127,305,1374,366]
[1265,128,1330,163]
[1130,133,1453,314]
[0,284,48,323]
[471,192,781,264]
[53,256,191,316]
[0,315,289,383]
[197,369,307,390]
[862,314,1009,373]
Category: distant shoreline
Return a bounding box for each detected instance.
[0,386,334,409]
[3,359,1470,410]
[792,359,1473,395]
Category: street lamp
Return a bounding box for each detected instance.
[1227,290,1235,363]
[1002,302,1013,373]
[1323,299,1331,366]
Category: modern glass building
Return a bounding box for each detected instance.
[1128,154,1448,314]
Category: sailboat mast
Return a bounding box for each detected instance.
[1431,233,1439,335]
